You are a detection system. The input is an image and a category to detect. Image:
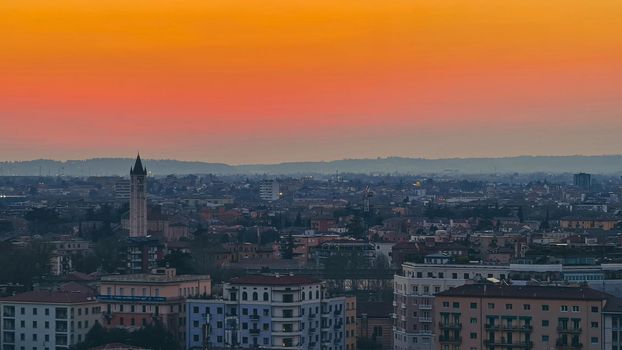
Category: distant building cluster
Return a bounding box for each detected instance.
[1,157,622,349]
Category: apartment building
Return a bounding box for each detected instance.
[434,284,609,350]
[393,261,508,350]
[603,297,622,350]
[0,284,101,350]
[185,275,354,350]
[98,268,210,344]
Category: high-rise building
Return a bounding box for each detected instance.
[434,284,609,350]
[574,173,592,191]
[259,179,280,201]
[185,275,353,350]
[130,154,148,237]
[114,179,131,201]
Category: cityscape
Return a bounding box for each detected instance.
[1,155,622,350]
[2,1,622,350]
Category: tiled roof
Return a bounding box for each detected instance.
[0,289,97,304]
[436,284,611,301]
[230,275,320,286]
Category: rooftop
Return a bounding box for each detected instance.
[229,275,320,286]
[436,284,611,301]
[0,287,97,304]
[100,273,210,284]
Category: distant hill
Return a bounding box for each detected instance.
[1,155,621,176]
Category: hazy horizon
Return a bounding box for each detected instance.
[3,153,622,166]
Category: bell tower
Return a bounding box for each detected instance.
[129,153,147,237]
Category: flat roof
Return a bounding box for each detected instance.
[229,275,320,286]
[437,284,610,301]
[100,274,210,284]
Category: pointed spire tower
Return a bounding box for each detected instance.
[129,153,148,237]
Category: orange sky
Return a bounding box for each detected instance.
[1,0,621,163]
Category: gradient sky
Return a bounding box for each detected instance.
[1,0,621,164]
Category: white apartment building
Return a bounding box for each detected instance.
[186,275,356,350]
[0,284,101,350]
[393,262,508,350]
[259,180,280,201]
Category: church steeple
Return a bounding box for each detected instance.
[130,153,147,176]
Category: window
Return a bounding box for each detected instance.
[542,305,549,311]
[470,303,477,309]
[591,321,599,328]
[252,292,258,301]
[572,306,579,312]
[242,292,248,300]
[505,304,512,310]
[442,302,449,307]
[452,302,460,308]
[591,337,599,344]
[470,333,477,339]
[452,273,458,279]
[542,335,549,342]
[488,303,495,309]
[561,305,568,312]
[470,318,477,324]
[523,304,530,310]
[542,320,549,327]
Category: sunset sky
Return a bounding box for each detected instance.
[1,0,621,163]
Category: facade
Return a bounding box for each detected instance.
[344,296,357,350]
[186,275,353,350]
[434,284,608,350]
[356,302,393,350]
[98,268,211,345]
[0,285,101,350]
[603,297,622,350]
[124,237,165,274]
[114,179,131,201]
[393,262,509,350]
[260,180,280,201]
[129,154,148,237]
[559,218,619,231]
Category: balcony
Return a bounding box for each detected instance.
[249,315,260,321]
[419,304,432,310]
[557,327,582,334]
[438,336,462,344]
[555,340,583,350]
[484,340,534,348]
[418,317,432,323]
[438,322,462,330]
[485,324,533,332]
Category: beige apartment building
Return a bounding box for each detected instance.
[98,268,210,344]
[434,284,609,350]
